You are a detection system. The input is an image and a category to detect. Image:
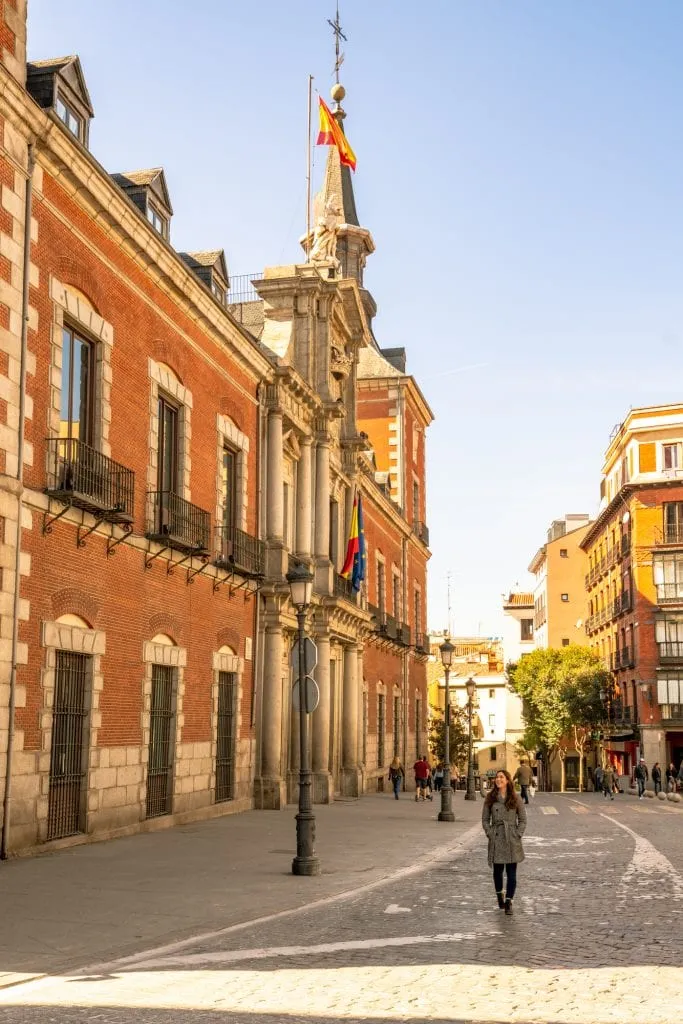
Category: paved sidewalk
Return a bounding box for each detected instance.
[0,790,482,986]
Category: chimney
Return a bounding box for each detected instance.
[1,1,27,85]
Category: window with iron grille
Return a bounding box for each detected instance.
[47,651,90,841]
[377,694,386,767]
[215,671,237,803]
[415,697,422,759]
[146,665,176,819]
[393,695,400,757]
[362,691,368,765]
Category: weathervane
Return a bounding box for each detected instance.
[327,2,347,84]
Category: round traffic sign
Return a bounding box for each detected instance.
[292,676,319,713]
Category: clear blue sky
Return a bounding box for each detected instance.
[28,1,683,636]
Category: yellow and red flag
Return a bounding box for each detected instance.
[316,96,357,172]
[340,492,366,592]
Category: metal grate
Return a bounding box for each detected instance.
[47,651,88,840]
[215,672,237,802]
[146,665,175,818]
[362,692,368,765]
[147,491,211,553]
[46,437,135,522]
[377,694,386,768]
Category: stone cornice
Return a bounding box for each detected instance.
[0,67,273,385]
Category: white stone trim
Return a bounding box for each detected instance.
[48,276,113,458]
[37,619,106,842]
[147,358,193,503]
[140,639,187,818]
[215,413,249,535]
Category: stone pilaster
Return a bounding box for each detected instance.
[342,643,362,797]
[295,436,312,558]
[311,634,333,803]
[253,624,287,809]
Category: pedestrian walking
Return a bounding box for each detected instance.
[513,760,534,805]
[388,757,404,800]
[652,762,662,796]
[666,762,677,794]
[413,755,431,802]
[481,769,527,917]
[678,762,683,789]
[450,766,460,792]
[602,764,615,800]
[634,758,648,799]
[433,764,444,792]
[594,764,604,795]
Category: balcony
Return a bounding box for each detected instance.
[658,641,683,663]
[384,613,399,640]
[413,521,430,546]
[146,491,210,553]
[659,703,683,723]
[607,703,633,725]
[619,533,631,558]
[215,524,264,577]
[334,572,357,602]
[397,622,411,646]
[619,646,633,669]
[655,524,683,546]
[657,583,683,605]
[414,631,429,654]
[46,438,134,523]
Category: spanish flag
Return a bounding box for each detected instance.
[341,492,366,592]
[316,96,357,172]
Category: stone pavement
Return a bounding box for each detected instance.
[1,790,683,1022]
[0,788,482,986]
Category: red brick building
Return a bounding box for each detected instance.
[0,3,432,854]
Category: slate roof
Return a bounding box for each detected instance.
[357,345,403,380]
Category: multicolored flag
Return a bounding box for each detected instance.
[341,492,366,592]
[316,96,357,172]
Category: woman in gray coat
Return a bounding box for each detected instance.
[481,768,527,916]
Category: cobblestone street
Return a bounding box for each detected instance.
[0,792,681,1022]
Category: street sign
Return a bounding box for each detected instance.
[291,637,317,676]
[292,675,320,714]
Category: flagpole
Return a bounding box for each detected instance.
[306,74,313,258]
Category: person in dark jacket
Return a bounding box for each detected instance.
[594,764,604,794]
[388,757,404,800]
[634,758,648,799]
[481,769,527,916]
[666,762,677,793]
[652,762,662,795]
[602,764,615,800]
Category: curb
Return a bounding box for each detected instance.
[626,787,682,804]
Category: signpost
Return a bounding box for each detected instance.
[292,676,320,714]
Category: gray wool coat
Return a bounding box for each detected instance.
[481,791,527,866]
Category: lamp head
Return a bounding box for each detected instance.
[286,562,314,609]
[465,677,476,699]
[439,638,454,669]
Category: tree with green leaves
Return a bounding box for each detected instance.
[507,645,609,792]
[428,702,469,773]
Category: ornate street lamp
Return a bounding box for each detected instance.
[437,639,455,823]
[465,676,477,801]
[286,561,319,876]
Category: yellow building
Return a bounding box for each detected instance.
[581,404,683,774]
[528,514,592,650]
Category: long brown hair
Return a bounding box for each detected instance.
[485,769,518,810]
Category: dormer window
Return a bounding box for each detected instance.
[55,93,83,140]
[179,250,230,307]
[146,202,167,238]
[211,280,226,305]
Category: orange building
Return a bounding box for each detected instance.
[581,404,683,775]
[528,515,591,649]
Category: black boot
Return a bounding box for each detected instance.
[496,891,505,909]
[504,899,513,916]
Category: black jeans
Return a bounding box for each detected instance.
[520,784,529,804]
[493,863,518,900]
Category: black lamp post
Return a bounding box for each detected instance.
[286,561,319,877]
[465,676,477,801]
[437,639,455,822]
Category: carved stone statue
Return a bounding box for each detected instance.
[309,194,342,270]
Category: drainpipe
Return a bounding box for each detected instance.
[1,143,35,860]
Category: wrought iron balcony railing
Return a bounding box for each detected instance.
[655,524,683,546]
[146,491,210,553]
[397,622,411,646]
[334,572,357,602]
[46,437,134,522]
[413,521,430,546]
[414,631,429,654]
[659,703,683,722]
[215,524,264,577]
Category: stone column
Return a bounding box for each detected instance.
[254,624,286,809]
[342,643,362,797]
[266,408,284,541]
[295,436,312,558]
[311,633,333,803]
[314,437,330,559]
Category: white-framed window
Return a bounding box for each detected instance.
[654,553,683,602]
[55,93,83,140]
[212,279,226,305]
[146,202,168,238]
[663,443,682,471]
[657,673,683,705]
